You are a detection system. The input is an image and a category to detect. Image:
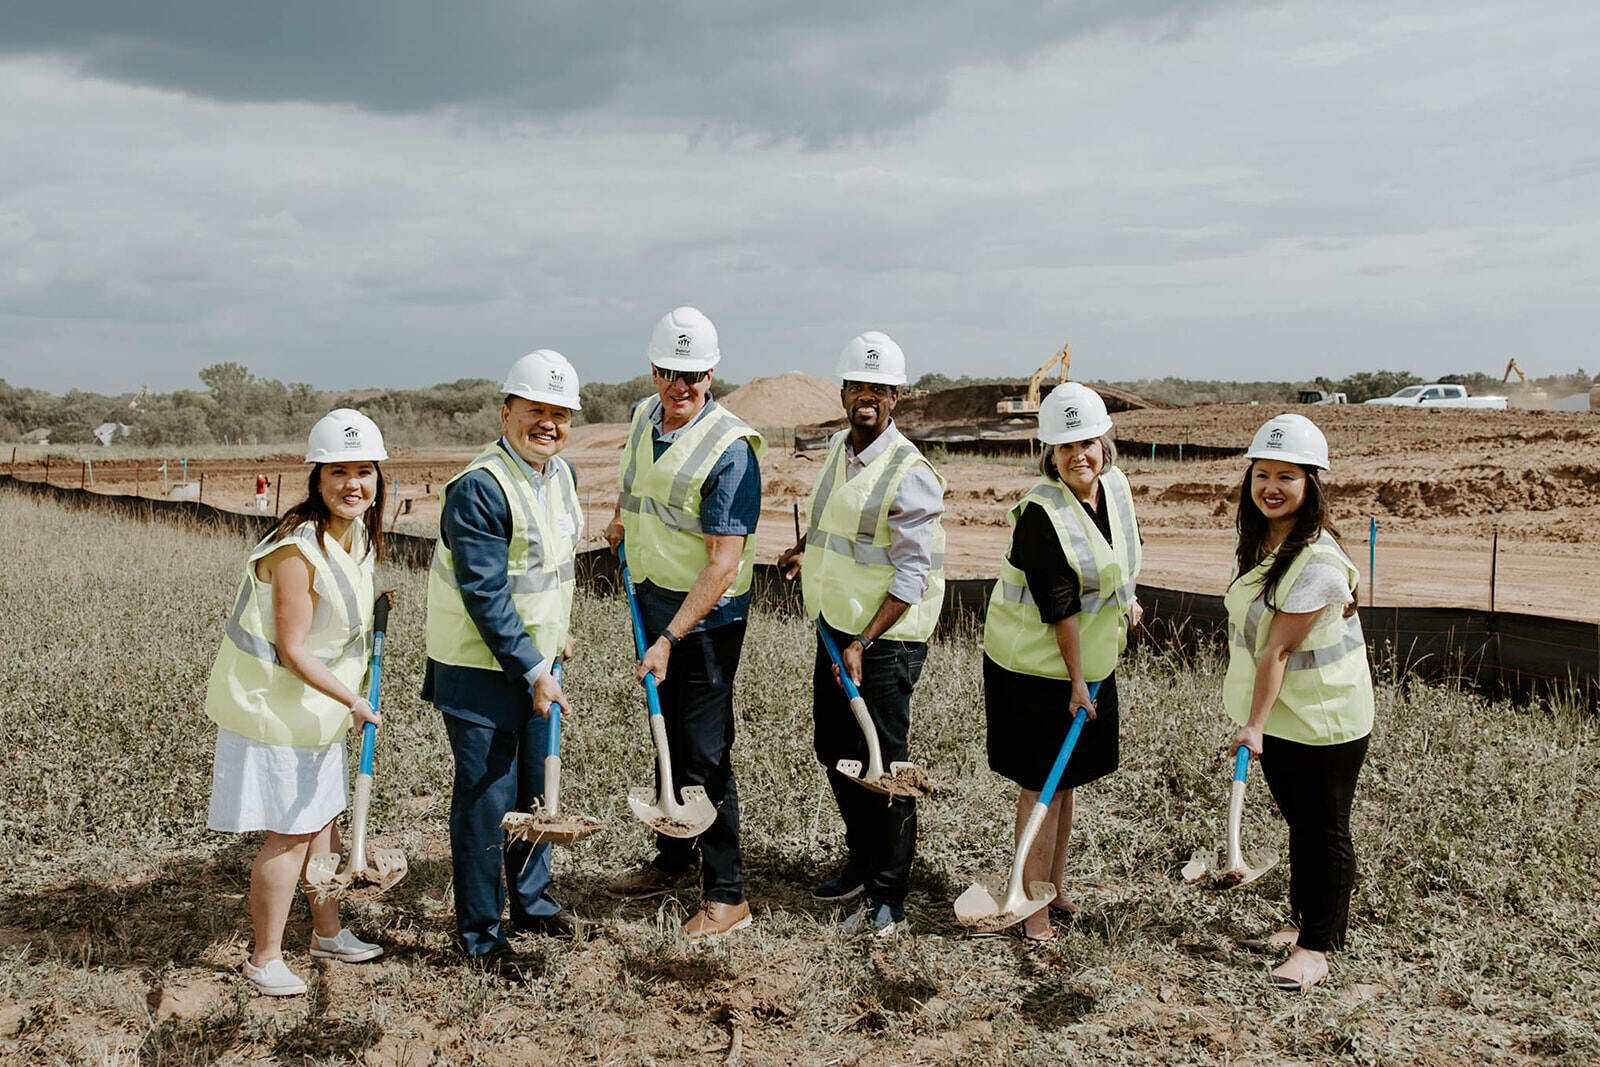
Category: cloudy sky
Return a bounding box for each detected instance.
[2,1,1595,394]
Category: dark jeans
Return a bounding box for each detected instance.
[811,623,928,907]
[441,712,564,957]
[1258,732,1369,953]
[648,619,747,905]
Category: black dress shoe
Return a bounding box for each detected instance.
[513,909,580,940]
[468,948,534,984]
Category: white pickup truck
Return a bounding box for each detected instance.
[1363,383,1508,410]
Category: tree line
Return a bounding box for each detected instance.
[4,363,1594,446]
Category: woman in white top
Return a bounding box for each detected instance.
[1223,413,1375,992]
[203,410,390,996]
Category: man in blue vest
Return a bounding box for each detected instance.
[603,307,765,940]
[422,350,585,977]
[778,331,946,937]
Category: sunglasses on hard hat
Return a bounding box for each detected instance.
[652,365,710,385]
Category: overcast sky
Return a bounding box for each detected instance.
[2,1,1596,394]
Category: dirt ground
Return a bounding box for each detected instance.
[11,402,1599,621]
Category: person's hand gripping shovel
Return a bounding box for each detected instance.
[619,545,716,838]
[1181,745,1280,888]
[816,622,933,799]
[501,658,602,846]
[305,593,409,901]
[954,681,1100,932]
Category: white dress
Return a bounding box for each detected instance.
[206,550,353,835]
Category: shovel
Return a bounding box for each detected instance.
[306,593,409,902]
[1181,746,1281,888]
[954,680,1101,933]
[618,546,717,839]
[502,659,603,846]
[816,623,933,799]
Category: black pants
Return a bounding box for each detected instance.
[811,623,927,907]
[648,619,746,905]
[1258,732,1369,952]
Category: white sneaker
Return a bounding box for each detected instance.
[243,957,307,996]
[309,928,383,963]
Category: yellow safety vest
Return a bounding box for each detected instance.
[982,467,1142,682]
[801,430,946,642]
[617,397,766,596]
[1223,532,1374,745]
[204,520,374,747]
[425,444,581,670]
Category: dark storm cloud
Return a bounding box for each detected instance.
[3,0,1238,144]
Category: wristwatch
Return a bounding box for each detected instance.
[661,627,682,648]
[851,634,874,654]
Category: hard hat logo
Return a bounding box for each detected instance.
[1267,428,1285,447]
[1062,406,1080,425]
[549,370,565,390]
[864,348,881,367]
[676,334,692,356]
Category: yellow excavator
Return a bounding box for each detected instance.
[1502,359,1547,403]
[996,343,1073,416]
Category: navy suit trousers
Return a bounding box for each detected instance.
[442,711,564,956]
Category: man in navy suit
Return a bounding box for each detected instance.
[422,350,587,974]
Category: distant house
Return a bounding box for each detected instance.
[92,421,132,446]
[21,428,50,445]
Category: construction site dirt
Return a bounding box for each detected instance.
[10,401,1599,623]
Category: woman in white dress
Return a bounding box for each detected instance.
[203,409,390,996]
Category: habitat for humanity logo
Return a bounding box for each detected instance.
[549,369,565,390]
[1063,406,1080,425]
[1267,427,1286,447]
[343,425,361,448]
[675,333,693,357]
[864,347,881,368]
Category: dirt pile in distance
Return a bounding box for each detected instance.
[720,374,842,428]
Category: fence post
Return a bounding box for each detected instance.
[136,465,142,497]
[199,472,205,504]
[86,459,93,488]
[81,460,87,490]
[1368,515,1377,608]
[1489,527,1499,612]
[275,475,283,516]
[44,454,51,485]
[8,446,15,474]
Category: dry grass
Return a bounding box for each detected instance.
[1,491,1597,1065]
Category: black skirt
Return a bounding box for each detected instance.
[983,655,1119,792]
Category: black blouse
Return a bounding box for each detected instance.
[1006,489,1115,624]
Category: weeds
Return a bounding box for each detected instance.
[1,493,1598,1063]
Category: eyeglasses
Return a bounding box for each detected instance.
[653,365,710,385]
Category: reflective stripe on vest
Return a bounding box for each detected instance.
[981,467,1141,682]
[203,520,375,747]
[425,445,581,670]
[800,430,947,643]
[617,396,766,596]
[1222,532,1375,745]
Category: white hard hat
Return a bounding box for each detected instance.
[503,349,582,410]
[1037,382,1113,445]
[647,306,721,372]
[837,331,907,386]
[1246,413,1329,470]
[305,409,388,464]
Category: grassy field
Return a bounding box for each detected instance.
[1,491,1597,1065]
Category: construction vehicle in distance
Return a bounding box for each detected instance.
[1502,359,1548,404]
[996,343,1073,416]
[1298,389,1348,405]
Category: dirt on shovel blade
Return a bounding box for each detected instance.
[503,813,602,844]
[649,816,702,835]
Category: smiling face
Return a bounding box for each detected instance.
[1250,458,1308,527]
[500,396,572,466]
[652,365,713,431]
[842,379,899,435]
[1052,438,1105,502]
[318,461,379,523]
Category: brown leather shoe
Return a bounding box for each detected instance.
[605,862,692,900]
[683,900,751,940]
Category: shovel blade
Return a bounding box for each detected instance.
[953,876,1057,933]
[834,759,934,799]
[502,810,603,846]
[304,851,350,902]
[1181,848,1217,884]
[353,847,408,893]
[627,784,716,838]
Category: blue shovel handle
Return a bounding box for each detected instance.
[545,658,565,759]
[618,545,668,720]
[1034,680,1103,810]
[815,623,863,701]
[1232,744,1250,783]
[358,593,391,777]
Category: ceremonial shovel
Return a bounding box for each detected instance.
[1181,746,1281,888]
[501,659,602,846]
